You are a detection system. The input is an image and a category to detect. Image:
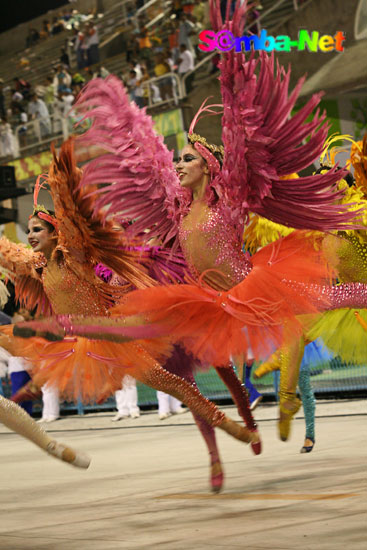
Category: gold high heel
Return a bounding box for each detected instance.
[278,396,301,441]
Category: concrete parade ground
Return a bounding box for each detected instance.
[0,400,366,550]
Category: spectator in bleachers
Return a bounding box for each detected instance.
[187,12,204,58]
[71,71,86,88]
[138,26,153,69]
[51,16,65,36]
[62,8,72,23]
[73,27,86,70]
[12,105,28,147]
[167,20,179,62]
[128,60,142,81]
[193,0,209,28]
[13,77,31,101]
[28,93,51,138]
[178,43,194,93]
[25,27,40,49]
[10,90,24,113]
[127,69,140,105]
[150,82,162,104]
[182,1,195,15]
[59,88,75,117]
[39,20,51,40]
[0,79,5,119]
[140,64,151,107]
[60,47,70,68]
[0,117,16,158]
[92,65,110,79]
[178,12,196,59]
[85,21,100,66]
[153,53,173,102]
[53,64,72,94]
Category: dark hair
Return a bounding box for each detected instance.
[212,149,223,168]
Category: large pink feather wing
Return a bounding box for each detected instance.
[73,76,188,250]
[210,0,361,233]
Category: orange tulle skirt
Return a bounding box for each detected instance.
[112,232,330,366]
[0,325,171,403]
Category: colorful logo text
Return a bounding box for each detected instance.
[198,29,346,53]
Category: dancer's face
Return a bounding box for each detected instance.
[27,216,57,257]
[176,145,209,192]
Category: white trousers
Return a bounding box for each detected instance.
[157,391,182,415]
[115,376,140,416]
[41,384,60,419]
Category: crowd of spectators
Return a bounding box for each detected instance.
[0,0,267,159]
[25,8,97,50]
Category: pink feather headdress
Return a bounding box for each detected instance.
[187,98,224,176]
[30,174,58,230]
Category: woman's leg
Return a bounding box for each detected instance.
[0,395,90,468]
[215,365,261,454]
[298,365,316,453]
[163,347,223,492]
[140,363,258,445]
[278,335,305,441]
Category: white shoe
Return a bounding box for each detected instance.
[171,406,188,415]
[130,411,140,419]
[37,416,59,423]
[159,412,171,420]
[45,416,60,423]
[250,396,263,411]
[112,413,128,422]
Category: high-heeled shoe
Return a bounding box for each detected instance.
[46,441,91,469]
[210,461,224,493]
[249,426,262,455]
[11,382,42,404]
[278,396,301,441]
[300,437,315,453]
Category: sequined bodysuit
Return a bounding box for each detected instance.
[179,202,252,291]
[42,257,109,316]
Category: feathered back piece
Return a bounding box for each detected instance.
[31,174,58,230]
[47,138,156,291]
[72,76,187,251]
[349,134,367,195]
[208,0,362,233]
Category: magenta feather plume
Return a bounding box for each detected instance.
[210,0,362,233]
[73,76,190,251]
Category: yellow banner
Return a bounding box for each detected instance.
[152,109,184,137]
[7,151,53,183]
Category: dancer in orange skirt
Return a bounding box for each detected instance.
[18,2,367,458]
[2,139,267,457]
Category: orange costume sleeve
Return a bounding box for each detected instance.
[0,236,51,316]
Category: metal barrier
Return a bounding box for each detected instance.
[142,72,184,108]
[13,114,70,158]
